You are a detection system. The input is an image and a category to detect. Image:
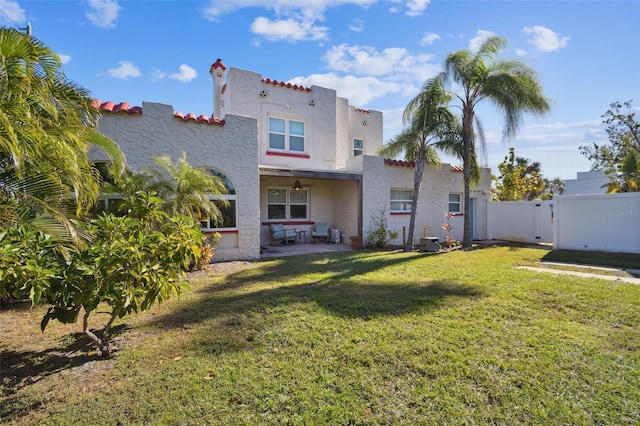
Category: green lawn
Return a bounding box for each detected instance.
[2,246,639,425]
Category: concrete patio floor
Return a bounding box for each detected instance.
[261,241,355,259]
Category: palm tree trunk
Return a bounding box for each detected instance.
[462,105,474,248]
[406,150,425,251]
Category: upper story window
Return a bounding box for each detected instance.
[353,138,364,156]
[201,169,237,231]
[390,189,413,212]
[267,187,308,221]
[269,117,305,153]
[448,193,462,213]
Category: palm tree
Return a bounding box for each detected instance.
[0,28,123,240]
[379,78,462,251]
[442,35,550,247]
[145,152,229,223]
[541,177,565,199]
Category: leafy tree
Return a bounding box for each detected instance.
[379,78,462,251]
[0,27,123,240]
[580,100,640,171]
[2,191,204,358]
[441,35,550,247]
[493,147,544,201]
[111,152,227,226]
[540,177,565,200]
[604,151,640,193]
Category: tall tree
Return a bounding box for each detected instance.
[604,151,640,193]
[0,27,123,239]
[442,35,550,247]
[580,100,640,172]
[379,78,462,251]
[540,176,565,199]
[493,147,544,201]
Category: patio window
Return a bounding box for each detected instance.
[267,187,308,221]
[353,138,364,156]
[200,169,237,231]
[390,189,413,212]
[448,193,462,213]
[269,117,305,152]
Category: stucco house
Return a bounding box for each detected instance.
[92,59,491,262]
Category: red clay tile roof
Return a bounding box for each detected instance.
[261,78,312,92]
[174,111,225,126]
[210,58,227,73]
[384,158,415,167]
[92,100,142,114]
[355,108,370,114]
[384,158,464,172]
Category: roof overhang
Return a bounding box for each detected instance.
[259,166,362,181]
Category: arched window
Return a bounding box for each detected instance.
[200,169,237,230]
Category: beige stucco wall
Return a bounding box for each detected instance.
[362,155,490,246]
[94,101,261,262]
[220,67,383,173]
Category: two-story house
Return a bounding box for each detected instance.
[93,59,491,262]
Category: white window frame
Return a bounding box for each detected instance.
[448,193,462,213]
[353,138,364,156]
[200,169,238,231]
[267,187,309,221]
[390,189,413,213]
[268,116,306,153]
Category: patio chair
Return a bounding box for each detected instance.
[269,223,296,245]
[311,223,331,243]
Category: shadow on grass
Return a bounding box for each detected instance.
[541,249,640,270]
[0,324,128,420]
[150,251,484,329]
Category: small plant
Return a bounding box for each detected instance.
[349,235,362,249]
[441,212,460,249]
[366,208,399,248]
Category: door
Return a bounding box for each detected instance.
[469,198,477,240]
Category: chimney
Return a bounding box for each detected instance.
[209,59,227,118]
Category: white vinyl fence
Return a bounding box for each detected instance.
[487,200,554,244]
[488,194,640,254]
[554,193,640,254]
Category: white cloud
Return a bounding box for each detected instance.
[421,32,441,46]
[168,64,197,82]
[86,0,121,29]
[202,0,375,42]
[107,61,141,79]
[515,48,527,57]
[324,43,439,82]
[290,73,401,106]
[388,0,429,16]
[348,18,364,32]
[523,25,570,52]
[469,30,496,52]
[0,0,25,22]
[251,16,328,42]
[405,0,430,16]
[58,53,71,64]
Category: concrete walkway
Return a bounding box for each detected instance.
[516,263,640,285]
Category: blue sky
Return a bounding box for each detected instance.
[1,0,638,180]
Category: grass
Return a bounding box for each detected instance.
[1,246,639,425]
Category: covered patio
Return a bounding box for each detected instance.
[261,241,355,259]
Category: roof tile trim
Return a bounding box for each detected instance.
[174,111,225,126]
[355,108,371,114]
[261,78,312,93]
[384,158,463,172]
[92,99,142,114]
[210,58,227,72]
